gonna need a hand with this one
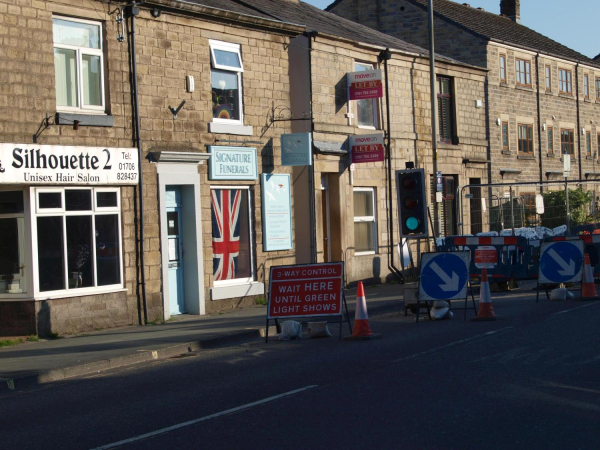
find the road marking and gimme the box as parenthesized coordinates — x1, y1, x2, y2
(90, 385, 318, 449)
(391, 327, 514, 363)
(550, 301, 600, 316)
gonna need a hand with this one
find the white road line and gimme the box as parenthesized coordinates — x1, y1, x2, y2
(550, 301, 600, 316)
(90, 385, 318, 450)
(391, 327, 514, 363)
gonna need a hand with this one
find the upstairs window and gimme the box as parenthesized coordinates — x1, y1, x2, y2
(586, 131, 591, 156)
(517, 124, 533, 155)
(584, 74, 590, 99)
(499, 54, 506, 83)
(545, 65, 551, 91)
(53, 17, 105, 113)
(354, 62, 379, 128)
(596, 78, 600, 100)
(559, 69, 572, 94)
(210, 40, 244, 125)
(547, 126, 553, 154)
(515, 59, 531, 86)
(561, 129, 574, 155)
(437, 76, 455, 144)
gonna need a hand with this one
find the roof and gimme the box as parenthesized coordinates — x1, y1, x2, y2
(229, 0, 470, 66)
(327, 0, 599, 68)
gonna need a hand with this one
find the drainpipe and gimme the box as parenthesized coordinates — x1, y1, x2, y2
(575, 63, 583, 182)
(127, 3, 149, 324)
(536, 53, 544, 191)
(382, 49, 404, 284)
(306, 30, 317, 263)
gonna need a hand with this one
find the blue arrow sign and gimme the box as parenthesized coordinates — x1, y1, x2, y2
(539, 241, 584, 284)
(419, 252, 470, 301)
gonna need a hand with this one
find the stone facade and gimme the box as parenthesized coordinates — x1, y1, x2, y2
(328, 0, 600, 200)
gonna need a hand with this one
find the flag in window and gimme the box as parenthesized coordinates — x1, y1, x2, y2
(211, 189, 242, 281)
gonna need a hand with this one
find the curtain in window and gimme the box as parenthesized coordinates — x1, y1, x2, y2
(54, 48, 78, 107)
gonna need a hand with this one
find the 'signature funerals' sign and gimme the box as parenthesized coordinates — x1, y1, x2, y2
(347, 69, 383, 100)
(208, 146, 258, 180)
(0, 144, 139, 185)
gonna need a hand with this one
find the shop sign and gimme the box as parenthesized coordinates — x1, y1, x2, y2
(350, 133, 385, 163)
(268, 262, 344, 318)
(281, 133, 312, 166)
(0, 143, 138, 185)
(347, 69, 383, 100)
(208, 146, 257, 180)
(261, 174, 293, 251)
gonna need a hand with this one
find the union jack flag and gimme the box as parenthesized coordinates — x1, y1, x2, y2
(211, 189, 242, 281)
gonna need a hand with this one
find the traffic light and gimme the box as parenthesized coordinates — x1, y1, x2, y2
(396, 169, 428, 238)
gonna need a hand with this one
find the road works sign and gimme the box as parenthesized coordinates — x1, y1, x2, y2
(539, 240, 584, 284)
(419, 252, 470, 301)
(474, 246, 498, 269)
(268, 262, 344, 319)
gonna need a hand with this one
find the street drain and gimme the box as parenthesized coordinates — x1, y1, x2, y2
(170, 353, 198, 359)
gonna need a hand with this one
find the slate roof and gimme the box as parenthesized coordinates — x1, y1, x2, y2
(228, 0, 471, 66)
(174, 0, 278, 21)
(328, 0, 599, 67)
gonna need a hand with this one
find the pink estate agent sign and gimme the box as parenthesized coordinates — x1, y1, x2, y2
(350, 133, 385, 164)
(348, 69, 383, 100)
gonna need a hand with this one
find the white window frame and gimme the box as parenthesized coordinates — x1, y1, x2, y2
(210, 186, 255, 287)
(354, 62, 379, 130)
(53, 16, 106, 114)
(353, 187, 378, 255)
(209, 40, 244, 127)
(31, 187, 123, 297)
(0, 189, 32, 299)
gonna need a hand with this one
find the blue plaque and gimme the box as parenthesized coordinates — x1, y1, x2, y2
(208, 146, 257, 180)
(281, 133, 312, 166)
(261, 174, 293, 251)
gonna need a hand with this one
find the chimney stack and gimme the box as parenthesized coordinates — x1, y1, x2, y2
(500, 0, 520, 24)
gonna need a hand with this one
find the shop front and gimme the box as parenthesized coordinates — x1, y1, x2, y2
(0, 144, 138, 336)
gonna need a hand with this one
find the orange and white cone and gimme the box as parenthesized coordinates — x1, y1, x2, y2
(581, 253, 598, 300)
(471, 268, 498, 321)
(344, 282, 381, 340)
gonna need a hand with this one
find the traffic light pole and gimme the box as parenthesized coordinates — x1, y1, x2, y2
(427, 0, 440, 238)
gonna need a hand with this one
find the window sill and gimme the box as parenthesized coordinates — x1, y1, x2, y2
(547, 153, 556, 158)
(584, 98, 592, 103)
(586, 155, 594, 160)
(32, 287, 127, 301)
(211, 281, 264, 301)
(515, 85, 533, 92)
(355, 251, 377, 256)
(560, 157, 576, 163)
(56, 112, 114, 127)
(517, 154, 535, 160)
(558, 92, 573, 99)
(209, 122, 253, 136)
(438, 142, 460, 150)
(501, 150, 512, 155)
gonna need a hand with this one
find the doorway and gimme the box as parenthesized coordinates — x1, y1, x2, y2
(166, 186, 185, 315)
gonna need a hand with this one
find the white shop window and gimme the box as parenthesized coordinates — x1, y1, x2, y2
(53, 16, 105, 113)
(354, 62, 379, 129)
(0, 191, 28, 296)
(210, 186, 255, 286)
(353, 187, 377, 255)
(33, 187, 122, 295)
(210, 40, 244, 126)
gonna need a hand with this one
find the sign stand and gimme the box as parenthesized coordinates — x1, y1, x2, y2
(416, 252, 474, 322)
(264, 292, 352, 343)
(264, 262, 350, 343)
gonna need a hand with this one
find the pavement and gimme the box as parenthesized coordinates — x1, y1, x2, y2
(0, 283, 406, 391)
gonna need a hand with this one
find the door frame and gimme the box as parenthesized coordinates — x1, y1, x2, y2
(320, 176, 331, 262)
(157, 157, 208, 319)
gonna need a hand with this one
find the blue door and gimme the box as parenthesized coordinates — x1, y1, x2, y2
(166, 187, 185, 315)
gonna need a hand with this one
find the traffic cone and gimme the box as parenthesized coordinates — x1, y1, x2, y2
(471, 269, 498, 321)
(343, 282, 381, 340)
(580, 253, 598, 300)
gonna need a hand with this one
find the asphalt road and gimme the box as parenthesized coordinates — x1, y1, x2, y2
(2, 294, 600, 450)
